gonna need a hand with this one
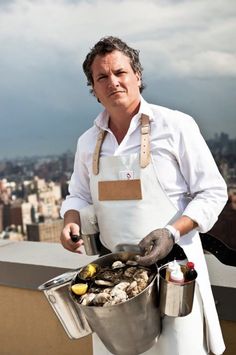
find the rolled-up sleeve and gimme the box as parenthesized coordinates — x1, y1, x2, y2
(176, 116, 228, 233)
(60, 138, 92, 218)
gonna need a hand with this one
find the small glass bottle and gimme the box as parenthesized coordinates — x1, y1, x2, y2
(184, 261, 198, 281)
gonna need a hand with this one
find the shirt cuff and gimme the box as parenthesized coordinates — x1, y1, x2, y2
(60, 197, 89, 218)
(181, 203, 218, 233)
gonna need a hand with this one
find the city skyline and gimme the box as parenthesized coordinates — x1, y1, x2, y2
(1, 0, 236, 158)
(0, 130, 235, 163)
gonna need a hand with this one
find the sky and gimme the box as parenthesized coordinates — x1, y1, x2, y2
(0, 0, 236, 158)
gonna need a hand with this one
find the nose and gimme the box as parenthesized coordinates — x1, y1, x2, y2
(108, 74, 119, 88)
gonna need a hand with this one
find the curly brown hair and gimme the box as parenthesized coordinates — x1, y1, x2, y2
(82, 36, 145, 93)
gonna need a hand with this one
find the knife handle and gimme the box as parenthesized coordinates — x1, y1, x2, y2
(70, 232, 81, 243)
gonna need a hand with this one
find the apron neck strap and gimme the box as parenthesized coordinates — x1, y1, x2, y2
(140, 114, 151, 168)
(92, 114, 151, 175)
(93, 129, 107, 175)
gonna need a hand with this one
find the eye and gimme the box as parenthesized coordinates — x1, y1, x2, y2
(116, 70, 126, 76)
(97, 75, 107, 82)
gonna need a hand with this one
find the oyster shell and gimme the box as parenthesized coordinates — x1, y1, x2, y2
(80, 293, 96, 306)
(124, 267, 137, 279)
(112, 261, 126, 269)
(133, 269, 149, 283)
(95, 279, 114, 287)
(126, 260, 138, 266)
(93, 292, 112, 305)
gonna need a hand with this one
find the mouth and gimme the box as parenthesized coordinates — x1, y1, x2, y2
(108, 90, 125, 97)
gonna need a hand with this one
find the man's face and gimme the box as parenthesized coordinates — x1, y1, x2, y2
(91, 50, 141, 112)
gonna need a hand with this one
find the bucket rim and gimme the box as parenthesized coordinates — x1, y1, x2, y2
(38, 270, 78, 291)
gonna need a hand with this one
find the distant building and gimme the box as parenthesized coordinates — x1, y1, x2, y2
(21, 202, 33, 233)
(26, 219, 63, 243)
(0, 205, 3, 232)
(2, 201, 32, 234)
(34, 178, 61, 220)
(0, 179, 12, 204)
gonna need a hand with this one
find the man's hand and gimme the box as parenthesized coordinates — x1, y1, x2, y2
(136, 228, 174, 266)
(60, 222, 83, 253)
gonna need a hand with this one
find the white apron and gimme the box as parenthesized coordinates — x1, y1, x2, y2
(84, 115, 225, 355)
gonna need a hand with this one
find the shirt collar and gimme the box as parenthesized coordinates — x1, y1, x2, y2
(138, 96, 154, 122)
(94, 96, 154, 130)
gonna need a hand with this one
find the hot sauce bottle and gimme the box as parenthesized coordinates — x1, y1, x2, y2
(184, 261, 198, 281)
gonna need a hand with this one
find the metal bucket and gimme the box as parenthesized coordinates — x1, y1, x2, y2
(70, 252, 161, 355)
(38, 270, 92, 339)
(159, 263, 196, 317)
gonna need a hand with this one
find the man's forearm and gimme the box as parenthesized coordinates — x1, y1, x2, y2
(172, 215, 198, 236)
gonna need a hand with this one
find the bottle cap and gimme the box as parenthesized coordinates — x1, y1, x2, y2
(186, 261, 195, 269)
(168, 260, 180, 272)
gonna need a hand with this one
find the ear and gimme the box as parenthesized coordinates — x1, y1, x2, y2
(91, 87, 101, 103)
(92, 86, 98, 98)
(136, 73, 141, 87)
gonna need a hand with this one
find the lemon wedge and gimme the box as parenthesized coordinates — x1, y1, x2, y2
(79, 263, 97, 279)
(71, 283, 88, 295)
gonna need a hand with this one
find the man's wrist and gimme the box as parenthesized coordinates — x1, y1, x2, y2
(165, 225, 180, 244)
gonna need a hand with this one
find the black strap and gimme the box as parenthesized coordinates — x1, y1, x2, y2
(200, 233, 236, 267)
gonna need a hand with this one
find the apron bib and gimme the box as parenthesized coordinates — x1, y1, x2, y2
(89, 114, 180, 251)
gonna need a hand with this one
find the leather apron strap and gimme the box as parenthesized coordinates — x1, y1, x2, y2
(93, 130, 107, 175)
(92, 114, 151, 175)
(140, 114, 150, 168)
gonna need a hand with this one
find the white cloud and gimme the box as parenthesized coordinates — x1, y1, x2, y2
(173, 51, 236, 78)
(0, 0, 235, 78)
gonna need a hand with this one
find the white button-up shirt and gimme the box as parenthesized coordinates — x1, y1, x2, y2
(61, 96, 227, 233)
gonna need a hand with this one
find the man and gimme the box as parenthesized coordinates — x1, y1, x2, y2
(60, 36, 227, 355)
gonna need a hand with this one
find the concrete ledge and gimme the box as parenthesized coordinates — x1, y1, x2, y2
(205, 253, 236, 288)
(0, 240, 98, 289)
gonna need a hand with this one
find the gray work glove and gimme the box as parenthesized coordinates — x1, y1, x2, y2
(136, 228, 174, 266)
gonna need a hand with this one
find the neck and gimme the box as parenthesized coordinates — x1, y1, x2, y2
(108, 101, 141, 144)
(109, 119, 130, 144)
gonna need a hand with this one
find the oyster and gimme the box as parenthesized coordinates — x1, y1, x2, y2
(93, 292, 112, 306)
(133, 269, 149, 283)
(96, 267, 123, 284)
(126, 281, 140, 298)
(112, 282, 130, 291)
(124, 267, 137, 279)
(112, 261, 126, 269)
(110, 288, 128, 303)
(80, 293, 96, 306)
(126, 260, 138, 266)
(95, 279, 114, 287)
